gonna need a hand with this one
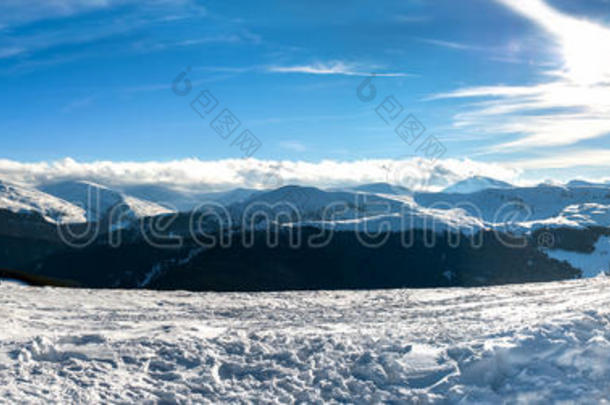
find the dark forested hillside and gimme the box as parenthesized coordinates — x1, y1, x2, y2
(14, 227, 581, 291)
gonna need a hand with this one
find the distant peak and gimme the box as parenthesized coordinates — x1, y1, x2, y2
(566, 179, 608, 188)
(443, 176, 513, 194)
(350, 183, 411, 195)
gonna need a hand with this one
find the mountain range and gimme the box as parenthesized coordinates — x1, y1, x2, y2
(1, 176, 609, 290)
(3, 175, 610, 228)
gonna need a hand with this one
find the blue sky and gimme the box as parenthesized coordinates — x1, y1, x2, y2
(1, 0, 610, 187)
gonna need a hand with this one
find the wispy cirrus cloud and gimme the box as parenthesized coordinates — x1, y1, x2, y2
(60, 95, 95, 113)
(0, 47, 25, 59)
(0, 0, 208, 68)
(135, 30, 262, 54)
(0, 0, 204, 28)
(432, 0, 610, 154)
(267, 61, 413, 77)
(418, 38, 484, 51)
(0, 0, 117, 27)
(279, 141, 308, 152)
(175, 32, 261, 47)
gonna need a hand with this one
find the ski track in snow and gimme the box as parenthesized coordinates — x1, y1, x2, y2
(1, 278, 610, 403)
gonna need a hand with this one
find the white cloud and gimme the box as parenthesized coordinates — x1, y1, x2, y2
(495, 0, 610, 85)
(267, 61, 412, 77)
(433, 0, 610, 153)
(0, 157, 520, 192)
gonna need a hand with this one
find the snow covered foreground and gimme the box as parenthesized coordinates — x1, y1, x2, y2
(1, 279, 610, 404)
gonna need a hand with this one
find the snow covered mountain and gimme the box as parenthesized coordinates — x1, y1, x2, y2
(40, 181, 173, 223)
(158, 181, 610, 236)
(225, 185, 427, 235)
(442, 176, 513, 194)
(238, 185, 403, 214)
(416, 184, 610, 231)
(0, 179, 86, 224)
(3, 176, 610, 235)
(218, 182, 610, 234)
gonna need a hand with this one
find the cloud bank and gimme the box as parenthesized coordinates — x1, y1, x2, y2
(0, 157, 520, 193)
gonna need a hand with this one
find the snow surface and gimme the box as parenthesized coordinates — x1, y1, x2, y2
(543, 236, 610, 278)
(1, 277, 610, 403)
(40, 180, 173, 222)
(0, 179, 86, 223)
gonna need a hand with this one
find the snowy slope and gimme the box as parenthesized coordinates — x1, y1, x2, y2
(416, 185, 610, 225)
(40, 181, 173, 222)
(1, 277, 609, 403)
(232, 185, 410, 227)
(118, 184, 199, 211)
(0, 179, 86, 223)
(528, 203, 610, 229)
(299, 200, 486, 235)
(443, 176, 513, 194)
(543, 236, 610, 277)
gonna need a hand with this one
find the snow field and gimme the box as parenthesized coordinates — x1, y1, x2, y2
(0, 277, 609, 403)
